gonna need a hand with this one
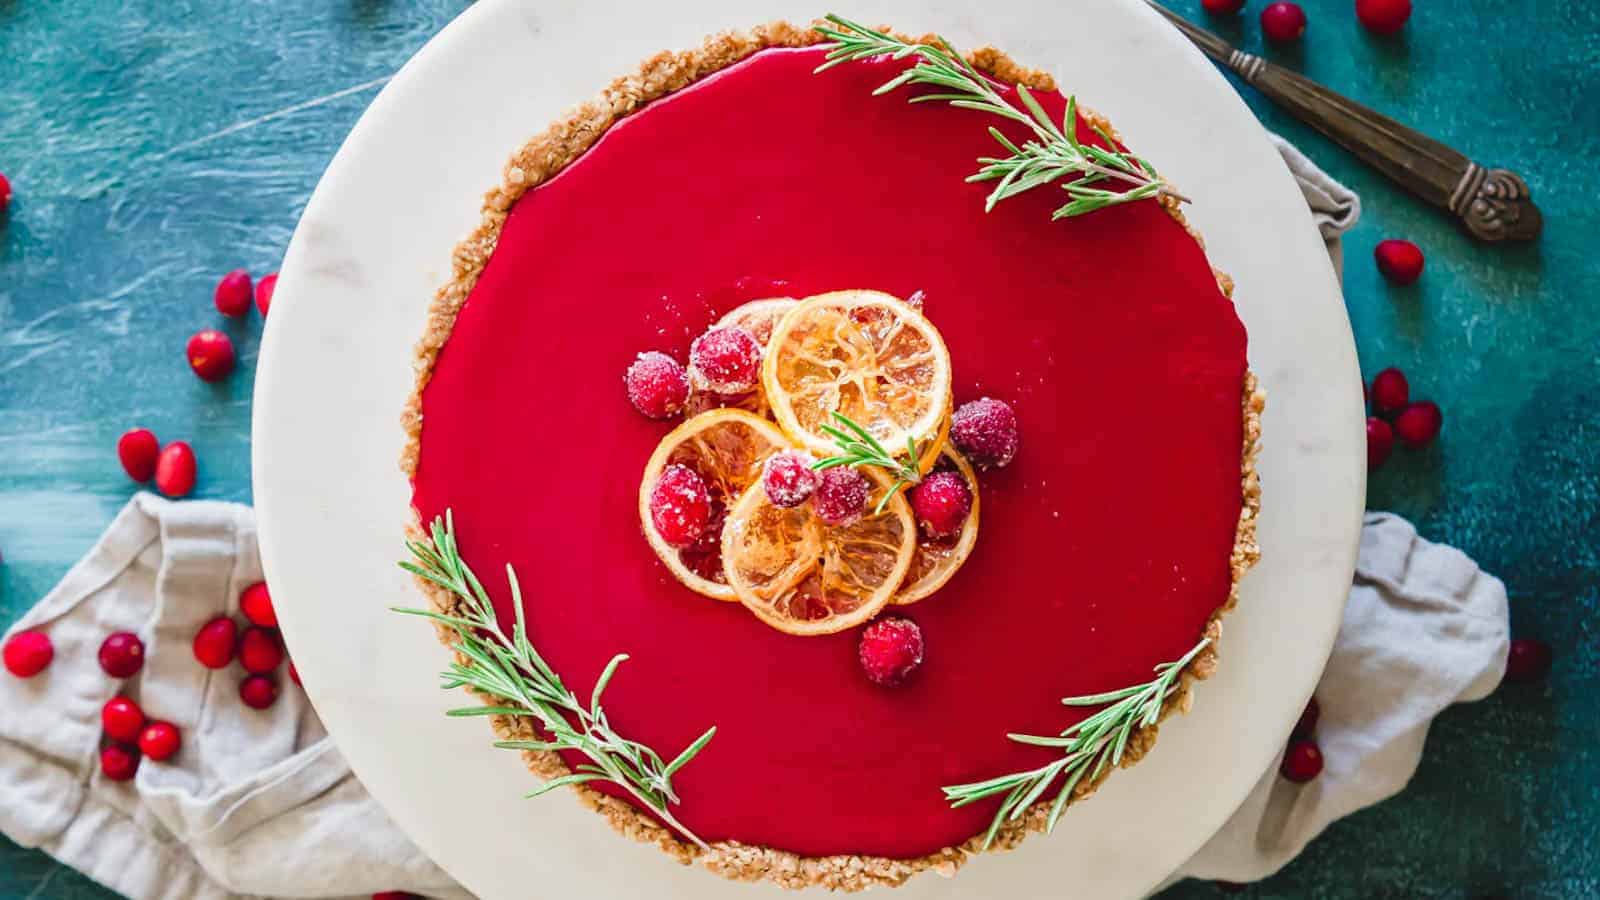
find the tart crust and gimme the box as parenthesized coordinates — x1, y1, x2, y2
(400, 20, 1263, 892)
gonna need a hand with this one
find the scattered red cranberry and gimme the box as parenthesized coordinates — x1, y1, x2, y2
(1260, 1, 1307, 41)
(117, 428, 160, 482)
(1367, 417, 1394, 470)
(624, 351, 690, 419)
(101, 697, 146, 742)
(186, 329, 236, 382)
(1201, 0, 1246, 14)
(255, 272, 278, 318)
(1356, 0, 1411, 35)
(214, 269, 253, 317)
(1374, 239, 1424, 284)
(649, 464, 712, 548)
(688, 326, 762, 394)
(3, 631, 54, 678)
(909, 471, 972, 538)
(99, 632, 146, 678)
(1503, 638, 1552, 684)
(239, 627, 285, 674)
(951, 397, 1019, 469)
(813, 467, 870, 527)
(859, 616, 925, 687)
(240, 581, 277, 627)
(138, 721, 181, 761)
(289, 661, 302, 686)
(1292, 696, 1320, 739)
(762, 451, 820, 508)
(1369, 367, 1410, 416)
(240, 675, 279, 709)
(0, 172, 10, 215)
(101, 744, 140, 782)
(155, 441, 198, 497)
(1393, 401, 1443, 448)
(192, 616, 238, 669)
(1281, 739, 1324, 782)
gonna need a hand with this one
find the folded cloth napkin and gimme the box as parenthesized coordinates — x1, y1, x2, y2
(0, 139, 1507, 900)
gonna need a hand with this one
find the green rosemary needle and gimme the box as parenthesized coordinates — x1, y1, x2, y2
(811, 411, 923, 513)
(396, 512, 716, 849)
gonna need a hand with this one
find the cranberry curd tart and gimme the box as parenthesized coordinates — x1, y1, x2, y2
(398, 17, 1262, 891)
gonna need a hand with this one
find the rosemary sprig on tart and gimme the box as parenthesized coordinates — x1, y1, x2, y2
(814, 14, 1187, 219)
(943, 638, 1211, 848)
(812, 411, 923, 513)
(397, 512, 717, 848)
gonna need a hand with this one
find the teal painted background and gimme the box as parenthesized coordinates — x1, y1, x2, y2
(0, 1, 1594, 897)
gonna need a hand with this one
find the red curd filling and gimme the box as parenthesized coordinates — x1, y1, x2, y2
(411, 45, 1247, 858)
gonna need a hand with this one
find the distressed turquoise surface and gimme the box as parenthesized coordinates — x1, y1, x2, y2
(0, 1, 1594, 897)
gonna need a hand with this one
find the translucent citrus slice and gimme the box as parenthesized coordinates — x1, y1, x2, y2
(639, 409, 792, 601)
(916, 412, 951, 475)
(763, 290, 952, 462)
(683, 298, 799, 418)
(721, 468, 916, 636)
(895, 447, 981, 605)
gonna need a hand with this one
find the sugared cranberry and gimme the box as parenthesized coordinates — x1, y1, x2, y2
(951, 398, 1019, 469)
(813, 467, 870, 527)
(192, 616, 237, 669)
(858, 616, 925, 687)
(0, 172, 11, 215)
(101, 697, 146, 742)
(1292, 696, 1320, 739)
(1374, 239, 1424, 284)
(214, 269, 253, 317)
(99, 632, 145, 678)
(240, 675, 279, 709)
(138, 721, 181, 761)
(1281, 739, 1324, 782)
(289, 661, 302, 686)
(1201, 0, 1245, 14)
(255, 272, 277, 318)
(239, 627, 285, 674)
(3, 631, 54, 678)
(187, 329, 236, 382)
(1393, 401, 1442, 448)
(101, 744, 139, 782)
(624, 351, 689, 419)
(1503, 638, 1552, 684)
(762, 451, 820, 508)
(117, 428, 160, 482)
(1260, 2, 1307, 41)
(240, 581, 277, 627)
(649, 465, 711, 548)
(909, 471, 972, 538)
(1367, 417, 1394, 470)
(1369, 367, 1410, 415)
(155, 441, 197, 497)
(1356, 0, 1411, 35)
(688, 326, 762, 394)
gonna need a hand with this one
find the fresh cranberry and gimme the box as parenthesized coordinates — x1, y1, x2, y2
(858, 616, 925, 687)
(1369, 367, 1410, 415)
(117, 428, 160, 482)
(186, 329, 236, 382)
(99, 632, 145, 678)
(1201, 0, 1246, 13)
(1374, 239, 1424, 284)
(649, 465, 711, 548)
(100, 744, 139, 782)
(101, 697, 146, 742)
(289, 661, 302, 687)
(255, 272, 278, 318)
(688, 326, 762, 394)
(1393, 401, 1442, 448)
(909, 471, 972, 538)
(624, 351, 689, 419)
(1503, 638, 1552, 684)
(1356, 0, 1411, 35)
(138, 721, 181, 761)
(1281, 739, 1324, 782)
(1260, 2, 1307, 41)
(813, 467, 870, 527)
(240, 581, 277, 627)
(214, 269, 253, 317)
(1292, 696, 1320, 739)
(239, 627, 285, 674)
(239, 675, 279, 709)
(762, 451, 820, 508)
(1367, 417, 1394, 470)
(950, 397, 1019, 468)
(371, 893, 422, 900)
(155, 441, 198, 497)
(0, 172, 11, 215)
(192, 616, 237, 669)
(3, 631, 54, 678)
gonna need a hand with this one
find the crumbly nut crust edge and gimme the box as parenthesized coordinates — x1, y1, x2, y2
(399, 20, 1263, 892)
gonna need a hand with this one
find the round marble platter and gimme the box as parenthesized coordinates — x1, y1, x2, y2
(252, 0, 1365, 896)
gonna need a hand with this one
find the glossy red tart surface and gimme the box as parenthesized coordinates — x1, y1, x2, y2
(411, 46, 1248, 858)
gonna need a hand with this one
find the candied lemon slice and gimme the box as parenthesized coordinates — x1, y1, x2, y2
(895, 447, 981, 605)
(721, 468, 916, 636)
(639, 409, 792, 601)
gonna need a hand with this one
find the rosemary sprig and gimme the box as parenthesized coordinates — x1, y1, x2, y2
(395, 512, 716, 849)
(814, 14, 1187, 219)
(942, 638, 1211, 849)
(811, 411, 922, 513)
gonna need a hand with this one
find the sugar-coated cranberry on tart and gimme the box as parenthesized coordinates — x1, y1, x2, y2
(400, 16, 1262, 891)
